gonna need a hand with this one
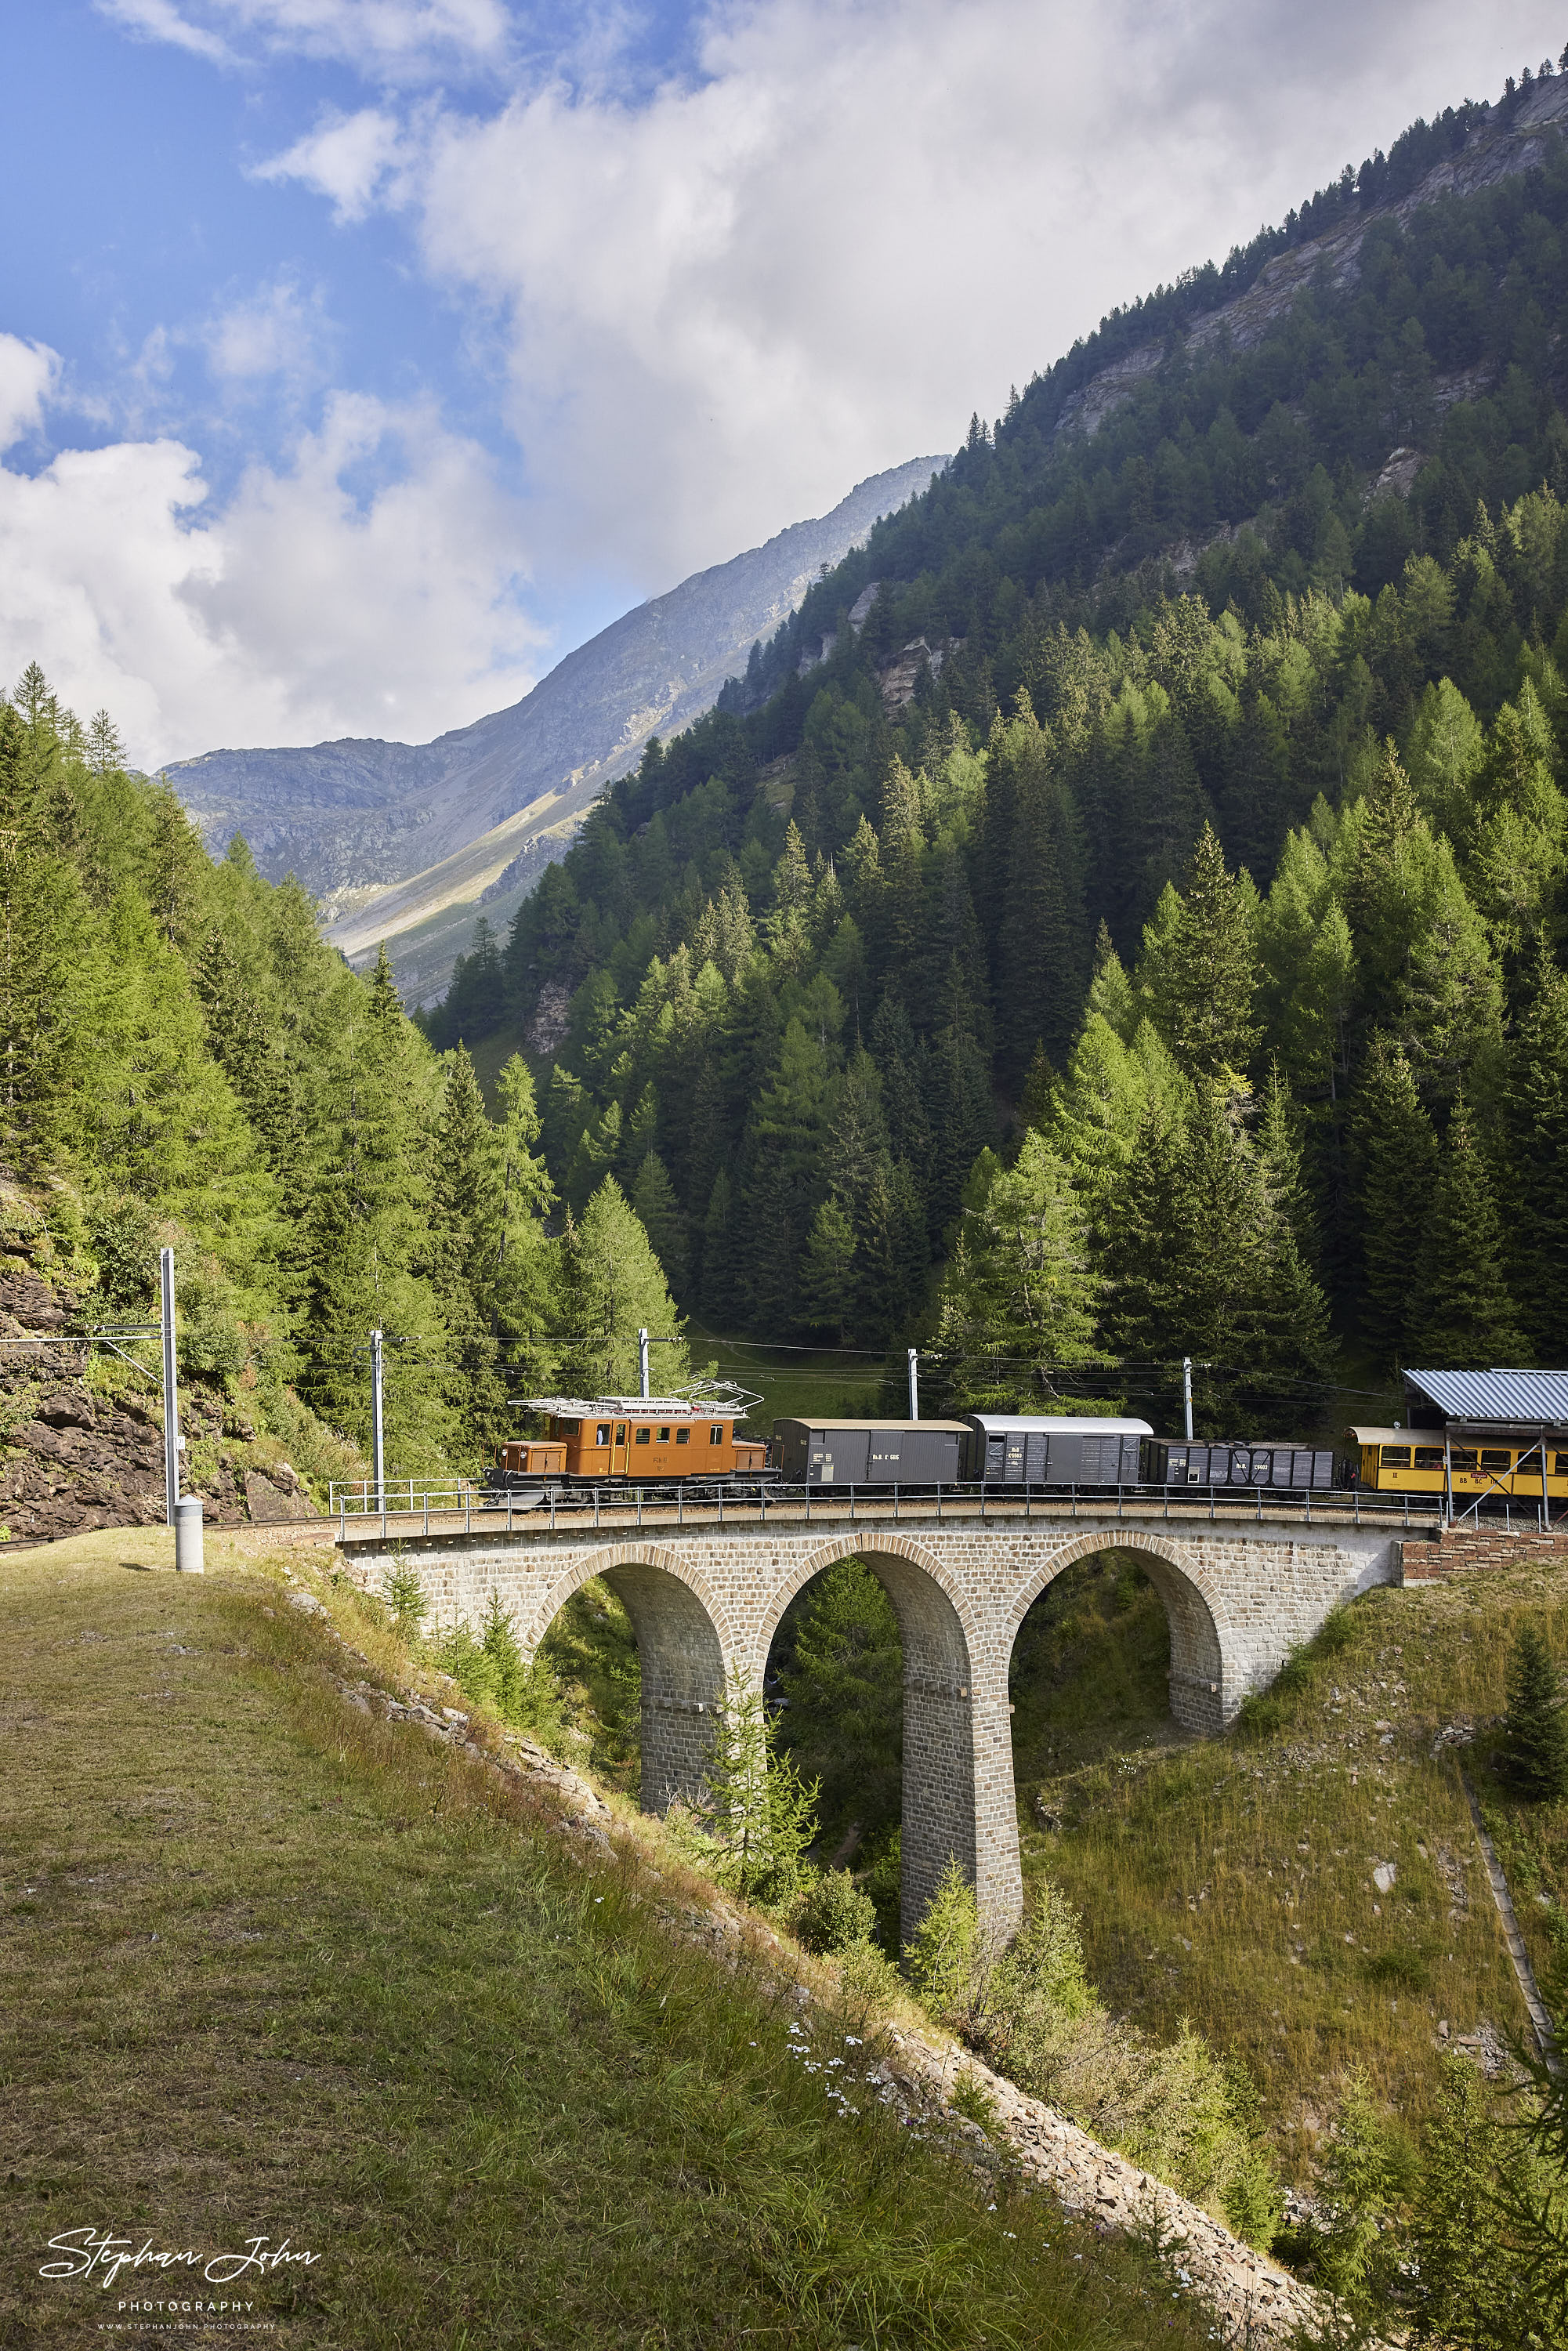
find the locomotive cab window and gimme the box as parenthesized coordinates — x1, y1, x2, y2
(596, 1423, 611, 1446)
(709, 1424, 725, 1446)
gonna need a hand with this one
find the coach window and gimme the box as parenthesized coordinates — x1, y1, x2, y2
(596, 1423, 612, 1446)
(1380, 1446, 1411, 1469)
(1556, 1453, 1568, 1476)
(709, 1423, 725, 1447)
(675, 1427, 690, 1445)
(1480, 1449, 1512, 1473)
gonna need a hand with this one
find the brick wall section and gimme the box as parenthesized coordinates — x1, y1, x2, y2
(338, 1504, 1400, 1935)
(1396, 1524, 1568, 1581)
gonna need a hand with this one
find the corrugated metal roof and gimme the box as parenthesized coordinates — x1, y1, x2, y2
(967, 1414, 1153, 1436)
(1403, 1368, 1568, 1424)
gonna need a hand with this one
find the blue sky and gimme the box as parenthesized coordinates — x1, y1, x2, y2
(0, 0, 1559, 766)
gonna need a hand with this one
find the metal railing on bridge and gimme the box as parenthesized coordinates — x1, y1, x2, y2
(327, 1477, 1452, 1541)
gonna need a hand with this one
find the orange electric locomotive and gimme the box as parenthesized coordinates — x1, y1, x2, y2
(492, 1390, 770, 1493)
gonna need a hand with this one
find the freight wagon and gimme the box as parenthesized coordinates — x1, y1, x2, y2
(960, 1414, 1150, 1486)
(1146, 1438, 1336, 1490)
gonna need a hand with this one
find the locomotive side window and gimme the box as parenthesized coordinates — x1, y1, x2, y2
(657, 1426, 671, 1442)
(676, 1427, 690, 1444)
(636, 1426, 650, 1445)
(709, 1424, 724, 1446)
(1380, 1446, 1411, 1469)
(596, 1423, 611, 1446)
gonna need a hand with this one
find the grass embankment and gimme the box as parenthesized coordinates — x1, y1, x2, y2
(1, 1531, 1217, 2351)
(1011, 1550, 1568, 2183)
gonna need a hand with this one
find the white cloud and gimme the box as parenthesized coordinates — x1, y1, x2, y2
(398, 0, 1566, 592)
(100, 0, 509, 77)
(252, 107, 410, 221)
(205, 276, 331, 382)
(0, 336, 60, 452)
(0, 392, 545, 766)
(97, 0, 233, 64)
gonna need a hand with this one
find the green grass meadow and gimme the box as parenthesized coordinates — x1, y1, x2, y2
(0, 1529, 1215, 2351)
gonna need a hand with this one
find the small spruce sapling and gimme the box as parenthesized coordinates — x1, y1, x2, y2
(678, 1677, 820, 1907)
(904, 1859, 981, 2021)
(1502, 1625, 1568, 1801)
(383, 1556, 427, 1638)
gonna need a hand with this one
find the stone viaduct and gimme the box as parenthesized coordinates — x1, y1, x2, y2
(336, 1494, 1409, 1939)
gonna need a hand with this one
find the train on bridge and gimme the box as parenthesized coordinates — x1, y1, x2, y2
(487, 1367, 1568, 1516)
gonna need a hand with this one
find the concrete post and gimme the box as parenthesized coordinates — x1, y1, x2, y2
(174, 1494, 205, 1575)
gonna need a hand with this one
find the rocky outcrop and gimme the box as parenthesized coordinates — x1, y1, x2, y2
(1055, 77, 1568, 451)
(0, 1211, 317, 1544)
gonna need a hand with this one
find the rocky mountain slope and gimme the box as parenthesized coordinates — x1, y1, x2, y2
(0, 1206, 317, 1542)
(165, 455, 944, 1000)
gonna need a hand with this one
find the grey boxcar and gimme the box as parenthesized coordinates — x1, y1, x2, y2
(961, 1414, 1151, 1486)
(773, 1418, 969, 1487)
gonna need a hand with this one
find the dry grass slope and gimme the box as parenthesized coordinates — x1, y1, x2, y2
(1012, 1550, 1568, 2183)
(1, 1528, 1219, 2351)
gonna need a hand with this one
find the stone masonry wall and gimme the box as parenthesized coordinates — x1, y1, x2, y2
(1396, 1524, 1568, 1581)
(339, 1505, 1401, 1933)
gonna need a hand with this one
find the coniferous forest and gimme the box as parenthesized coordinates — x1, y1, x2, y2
(17, 86, 1568, 1479)
(0, 668, 689, 1489)
(418, 94, 1568, 1436)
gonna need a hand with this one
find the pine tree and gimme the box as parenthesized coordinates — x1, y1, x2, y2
(630, 1151, 688, 1296)
(1353, 1033, 1439, 1366)
(1408, 1099, 1526, 1367)
(931, 1130, 1101, 1407)
(1507, 949, 1568, 1358)
(1503, 1626, 1568, 1802)
(558, 1175, 689, 1396)
(1408, 2049, 1542, 2350)
(491, 1053, 558, 1389)
(431, 1045, 509, 1462)
(798, 1197, 856, 1339)
(681, 1677, 819, 1907)
(1144, 821, 1260, 1080)
(699, 1168, 742, 1325)
(1309, 2068, 1400, 2325)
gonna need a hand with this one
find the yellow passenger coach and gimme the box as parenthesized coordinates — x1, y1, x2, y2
(1347, 1367, 1568, 1512)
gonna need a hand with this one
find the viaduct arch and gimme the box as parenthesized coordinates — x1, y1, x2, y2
(339, 1503, 1400, 1937)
